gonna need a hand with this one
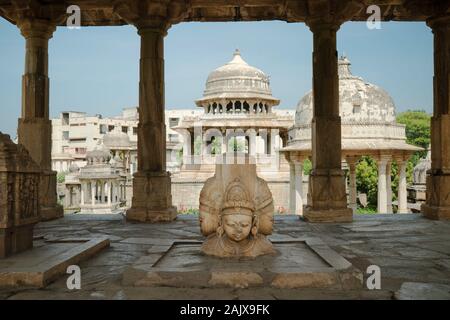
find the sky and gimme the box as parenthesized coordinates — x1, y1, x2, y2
(0, 18, 433, 138)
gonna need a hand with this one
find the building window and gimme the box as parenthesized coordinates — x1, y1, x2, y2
(122, 126, 128, 133)
(62, 131, 69, 140)
(62, 113, 69, 125)
(169, 134, 179, 143)
(133, 127, 138, 135)
(70, 138, 86, 142)
(169, 118, 179, 127)
(99, 124, 107, 134)
(353, 104, 361, 114)
(108, 125, 115, 132)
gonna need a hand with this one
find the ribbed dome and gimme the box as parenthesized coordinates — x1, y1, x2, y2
(103, 132, 131, 148)
(295, 56, 396, 125)
(86, 143, 111, 165)
(197, 49, 277, 103)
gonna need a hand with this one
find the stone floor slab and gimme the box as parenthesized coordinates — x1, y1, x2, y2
(0, 237, 110, 288)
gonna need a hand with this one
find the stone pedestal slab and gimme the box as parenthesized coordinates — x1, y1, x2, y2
(122, 238, 362, 289)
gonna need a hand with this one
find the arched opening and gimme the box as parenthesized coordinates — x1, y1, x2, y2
(226, 101, 233, 113)
(243, 101, 250, 113)
(235, 101, 242, 113)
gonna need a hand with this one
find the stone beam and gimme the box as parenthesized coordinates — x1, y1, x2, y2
(1, 0, 447, 26)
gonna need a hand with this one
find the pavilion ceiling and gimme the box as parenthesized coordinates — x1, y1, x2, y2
(0, 0, 449, 27)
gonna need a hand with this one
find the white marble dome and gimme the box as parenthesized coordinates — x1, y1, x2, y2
(198, 49, 277, 102)
(295, 56, 396, 125)
(103, 132, 131, 149)
(86, 144, 111, 165)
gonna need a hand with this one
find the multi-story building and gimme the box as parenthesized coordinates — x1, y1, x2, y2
(51, 107, 203, 173)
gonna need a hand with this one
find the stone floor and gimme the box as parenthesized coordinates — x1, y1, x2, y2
(1, 213, 450, 300)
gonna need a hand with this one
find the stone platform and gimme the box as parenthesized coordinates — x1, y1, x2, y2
(123, 238, 362, 289)
(0, 237, 110, 287)
(0, 213, 449, 299)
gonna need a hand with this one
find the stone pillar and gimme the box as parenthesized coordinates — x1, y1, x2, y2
(386, 161, 393, 213)
(17, 19, 63, 221)
(377, 155, 390, 214)
(202, 132, 208, 156)
(127, 26, 177, 222)
(80, 182, 85, 206)
(346, 156, 358, 213)
(221, 130, 227, 154)
(182, 130, 191, 165)
(396, 157, 408, 214)
(270, 130, 277, 156)
(107, 181, 111, 206)
(289, 163, 296, 214)
(422, 15, 450, 220)
(91, 181, 96, 207)
(304, 21, 352, 223)
(294, 161, 304, 216)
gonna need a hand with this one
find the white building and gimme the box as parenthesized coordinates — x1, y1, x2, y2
(51, 107, 203, 173)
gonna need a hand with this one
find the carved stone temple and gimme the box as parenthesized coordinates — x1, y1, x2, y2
(199, 154, 275, 258)
(0, 133, 41, 258)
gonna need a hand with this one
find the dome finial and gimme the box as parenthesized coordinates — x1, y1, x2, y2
(229, 48, 247, 65)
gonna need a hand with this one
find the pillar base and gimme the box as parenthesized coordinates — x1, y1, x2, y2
(303, 207, 353, 223)
(40, 205, 64, 221)
(127, 206, 178, 223)
(305, 169, 353, 222)
(126, 171, 177, 223)
(421, 172, 450, 220)
(0, 224, 35, 258)
(39, 170, 63, 221)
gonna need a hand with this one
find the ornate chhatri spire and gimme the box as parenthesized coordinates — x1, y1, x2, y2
(338, 55, 352, 78)
(228, 48, 248, 65)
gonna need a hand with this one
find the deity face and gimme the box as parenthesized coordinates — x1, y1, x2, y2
(222, 214, 253, 242)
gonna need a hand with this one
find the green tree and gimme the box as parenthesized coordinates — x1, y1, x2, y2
(303, 158, 312, 176)
(228, 137, 245, 152)
(57, 172, 66, 183)
(397, 110, 431, 160)
(396, 109, 431, 184)
(356, 156, 378, 208)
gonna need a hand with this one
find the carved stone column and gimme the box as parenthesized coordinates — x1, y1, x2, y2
(126, 25, 177, 222)
(304, 21, 352, 223)
(422, 15, 450, 220)
(346, 156, 359, 213)
(289, 162, 296, 214)
(16, 18, 63, 221)
(80, 182, 85, 206)
(221, 129, 227, 154)
(294, 160, 304, 216)
(91, 181, 96, 207)
(376, 155, 390, 213)
(395, 156, 408, 214)
(386, 161, 393, 213)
